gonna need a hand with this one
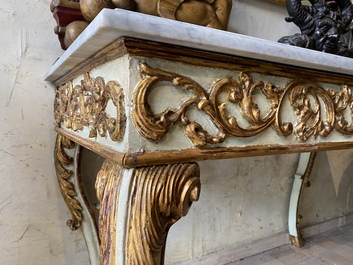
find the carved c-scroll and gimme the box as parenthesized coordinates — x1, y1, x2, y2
(54, 134, 83, 231)
(275, 80, 335, 141)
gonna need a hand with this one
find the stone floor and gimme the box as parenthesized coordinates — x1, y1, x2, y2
(227, 222, 353, 265)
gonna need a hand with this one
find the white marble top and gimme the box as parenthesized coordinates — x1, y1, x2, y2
(46, 8, 353, 82)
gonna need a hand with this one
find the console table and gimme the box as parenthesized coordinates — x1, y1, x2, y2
(46, 8, 353, 265)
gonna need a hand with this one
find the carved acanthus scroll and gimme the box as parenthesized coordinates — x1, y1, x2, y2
(95, 162, 201, 265)
(54, 134, 83, 230)
(55, 73, 126, 141)
(126, 163, 200, 265)
(132, 63, 353, 147)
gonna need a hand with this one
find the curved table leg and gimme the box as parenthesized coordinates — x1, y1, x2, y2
(54, 134, 100, 264)
(95, 161, 201, 265)
(288, 152, 316, 247)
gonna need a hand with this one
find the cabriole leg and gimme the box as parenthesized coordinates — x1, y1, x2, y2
(288, 152, 316, 247)
(95, 161, 201, 265)
(54, 134, 100, 264)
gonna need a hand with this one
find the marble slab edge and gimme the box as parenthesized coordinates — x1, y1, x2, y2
(45, 8, 353, 82)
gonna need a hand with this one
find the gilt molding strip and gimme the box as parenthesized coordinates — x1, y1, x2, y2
(132, 63, 353, 147)
(55, 73, 126, 141)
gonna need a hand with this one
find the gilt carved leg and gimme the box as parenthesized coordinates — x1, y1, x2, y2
(288, 152, 316, 247)
(54, 134, 100, 264)
(96, 161, 201, 265)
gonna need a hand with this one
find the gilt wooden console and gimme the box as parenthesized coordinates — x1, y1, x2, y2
(47, 9, 353, 265)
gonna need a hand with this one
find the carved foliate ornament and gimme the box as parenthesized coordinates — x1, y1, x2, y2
(126, 163, 200, 264)
(54, 134, 83, 231)
(95, 162, 200, 265)
(55, 73, 126, 141)
(132, 63, 353, 147)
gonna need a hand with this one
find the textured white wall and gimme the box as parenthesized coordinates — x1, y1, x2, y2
(0, 1, 90, 264)
(1, 0, 352, 265)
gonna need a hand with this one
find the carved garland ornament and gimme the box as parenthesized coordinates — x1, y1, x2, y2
(54, 134, 83, 231)
(55, 73, 126, 141)
(132, 63, 353, 147)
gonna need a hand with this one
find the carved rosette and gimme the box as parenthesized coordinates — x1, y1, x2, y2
(132, 63, 353, 147)
(54, 73, 126, 141)
(54, 134, 83, 231)
(126, 163, 200, 265)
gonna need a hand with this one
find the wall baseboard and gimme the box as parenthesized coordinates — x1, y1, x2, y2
(173, 213, 353, 265)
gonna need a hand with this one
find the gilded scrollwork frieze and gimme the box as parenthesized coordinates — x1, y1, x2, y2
(54, 73, 126, 141)
(132, 63, 353, 147)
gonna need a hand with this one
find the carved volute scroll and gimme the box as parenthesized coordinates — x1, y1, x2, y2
(126, 163, 201, 265)
(95, 162, 201, 265)
(54, 134, 83, 231)
(132, 63, 353, 147)
(54, 73, 126, 141)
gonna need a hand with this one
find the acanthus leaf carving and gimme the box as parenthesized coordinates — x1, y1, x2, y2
(330, 85, 353, 134)
(132, 63, 226, 147)
(95, 162, 200, 265)
(54, 134, 83, 231)
(275, 80, 335, 141)
(132, 63, 353, 147)
(126, 163, 201, 265)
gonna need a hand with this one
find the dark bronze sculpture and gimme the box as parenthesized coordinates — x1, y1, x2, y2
(278, 0, 353, 57)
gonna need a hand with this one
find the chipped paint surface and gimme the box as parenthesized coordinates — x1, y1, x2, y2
(1, 0, 352, 264)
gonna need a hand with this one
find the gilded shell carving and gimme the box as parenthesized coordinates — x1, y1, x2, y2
(132, 63, 353, 147)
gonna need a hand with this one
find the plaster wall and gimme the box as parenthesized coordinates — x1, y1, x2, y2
(1, 0, 352, 265)
(0, 1, 90, 264)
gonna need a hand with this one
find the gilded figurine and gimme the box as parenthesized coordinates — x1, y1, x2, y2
(278, 0, 353, 57)
(82, 0, 233, 30)
(52, 0, 232, 50)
